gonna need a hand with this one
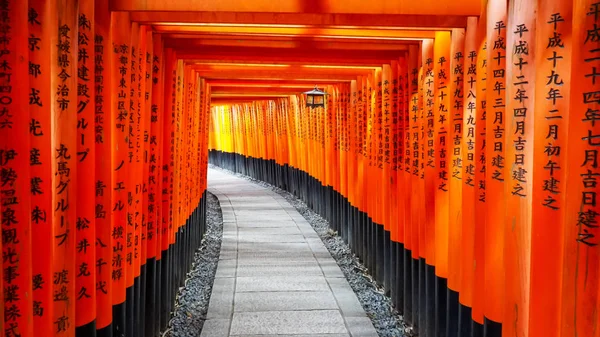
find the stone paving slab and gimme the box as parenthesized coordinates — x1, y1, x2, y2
(236, 264, 324, 277)
(236, 220, 299, 228)
(205, 168, 378, 337)
(230, 310, 348, 335)
(234, 291, 339, 312)
(236, 275, 331, 292)
(232, 335, 349, 337)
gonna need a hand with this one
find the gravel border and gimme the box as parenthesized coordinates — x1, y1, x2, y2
(164, 192, 223, 337)
(209, 164, 415, 337)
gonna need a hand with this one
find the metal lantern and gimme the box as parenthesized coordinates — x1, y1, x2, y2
(304, 86, 327, 108)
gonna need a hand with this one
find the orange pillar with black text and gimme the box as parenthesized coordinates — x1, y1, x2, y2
(1, 3, 32, 337)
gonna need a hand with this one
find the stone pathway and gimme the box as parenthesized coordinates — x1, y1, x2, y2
(202, 168, 379, 337)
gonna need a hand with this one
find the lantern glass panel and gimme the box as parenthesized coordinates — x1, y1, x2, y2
(307, 95, 314, 105)
(314, 95, 324, 105)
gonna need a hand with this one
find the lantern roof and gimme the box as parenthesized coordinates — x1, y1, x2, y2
(303, 86, 327, 95)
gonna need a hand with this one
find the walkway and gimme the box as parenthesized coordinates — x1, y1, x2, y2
(202, 168, 378, 337)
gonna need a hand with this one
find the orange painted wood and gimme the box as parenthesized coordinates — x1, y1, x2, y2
(129, 11, 469, 29)
(356, 76, 367, 216)
(415, 44, 425, 260)
(28, 0, 54, 334)
(366, 71, 376, 226)
(148, 32, 162, 263)
(173, 59, 185, 241)
(406, 45, 420, 257)
(164, 34, 413, 51)
(340, 84, 349, 201)
(94, 0, 113, 329)
(459, 16, 478, 311)
(503, 0, 537, 334)
(161, 48, 175, 253)
(389, 60, 400, 243)
(448, 27, 465, 292)
(76, 0, 97, 327)
(382, 64, 392, 233)
(1, 2, 32, 337)
(528, 1, 572, 336)
(150, 37, 164, 261)
(348, 79, 358, 209)
(561, 1, 600, 336)
(127, 22, 140, 284)
(422, 39, 435, 265)
(110, 11, 132, 306)
(152, 25, 437, 40)
(484, 0, 507, 325)
(472, 10, 488, 324)
(53, 1, 79, 336)
(141, 28, 153, 267)
(433, 31, 451, 278)
(110, 0, 482, 16)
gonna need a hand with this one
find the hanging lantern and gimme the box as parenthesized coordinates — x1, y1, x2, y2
(304, 86, 327, 108)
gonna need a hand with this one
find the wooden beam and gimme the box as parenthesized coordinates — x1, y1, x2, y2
(130, 11, 469, 28)
(198, 71, 358, 81)
(162, 35, 412, 51)
(207, 79, 341, 87)
(191, 63, 378, 72)
(211, 87, 315, 95)
(210, 96, 290, 104)
(207, 79, 343, 87)
(112, 0, 481, 17)
(191, 64, 376, 82)
(174, 46, 405, 66)
(152, 25, 437, 39)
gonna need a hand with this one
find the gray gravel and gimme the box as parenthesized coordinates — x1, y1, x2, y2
(164, 192, 223, 337)
(209, 164, 415, 337)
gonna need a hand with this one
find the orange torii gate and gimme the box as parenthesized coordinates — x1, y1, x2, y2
(0, 0, 599, 337)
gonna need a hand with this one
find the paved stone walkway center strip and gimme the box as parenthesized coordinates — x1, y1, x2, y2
(202, 168, 378, 337)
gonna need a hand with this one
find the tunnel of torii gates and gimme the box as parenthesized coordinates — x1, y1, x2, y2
(0, 0, 598, 337)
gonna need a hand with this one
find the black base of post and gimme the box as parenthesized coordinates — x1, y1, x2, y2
(394, 242, 405, 313)
(484, 317, 502, 337)
(112, 302, 126, 337)
(388, 238, 396, 301)
(126, 285, 135, 337)
(76, 320, 97, 337)
(458, 303, 473, 337)
(97, 323, 112, 337)
(425, 264, 436, 337)
(419, 258, 426, 332)
(145, 258, 157, 337)
(473, 320, 484, 337)
(446, 288, 459, 337)
(403, 250, 413, 325)
(435, 276, 448, 337)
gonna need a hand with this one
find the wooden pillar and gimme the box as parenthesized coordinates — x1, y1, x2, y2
(484, 0, 507, 331)
(472, 10, 488, 330)
(459, 16, 480, 336)
(28, 0, 52, 335)
(110, 11, 131, 335)
(0, 2, 32, 337)
(562, 1, 600, 336)
(433, 30, 452, 337)
(405, 45, 419, 325)
(53, 1, 79, 336)
(447, 27, 466, 337)
(529, 1, 572, 336)
(503, 0, 537, 335)
(93, 0, 113, 335)
(76, 0, 97, 334)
